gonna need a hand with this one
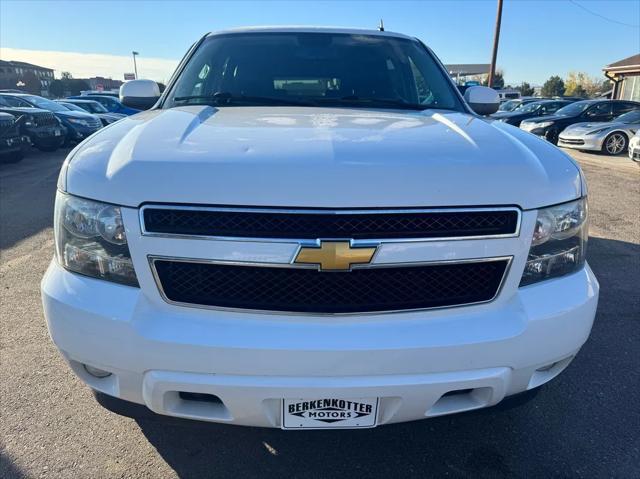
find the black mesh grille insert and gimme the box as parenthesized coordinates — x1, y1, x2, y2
(153, 259, 509, 314)
(143, 208, 519, 240)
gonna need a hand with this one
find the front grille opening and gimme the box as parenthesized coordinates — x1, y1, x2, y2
(143, 207, 519, 240)
(153, 258, 509, 314)
(426, 387, 493, 417)
(178, 392, 224, 404)
(442, 388, 474, 397)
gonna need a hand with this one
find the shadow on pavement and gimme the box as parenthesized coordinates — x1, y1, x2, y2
(0, 450, 26, 479)
(0, 147, 68, 250)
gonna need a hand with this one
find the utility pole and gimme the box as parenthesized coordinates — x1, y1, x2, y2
(132, 51, 139, 79)
(487, 0, 503, 88)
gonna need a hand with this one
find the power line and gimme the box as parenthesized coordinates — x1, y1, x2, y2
(568, 0, 639, 28)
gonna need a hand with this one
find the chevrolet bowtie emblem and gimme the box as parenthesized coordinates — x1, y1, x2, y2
(294, 241, 377, 271)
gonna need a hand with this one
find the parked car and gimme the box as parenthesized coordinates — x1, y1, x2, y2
(0, 93, 102, 145)
(520, 99, 640, 144)
(497, 97, 546, 112)
(42, 27, 598, 430)
(628, 131, 640, 162)
(0, 97, 66, 151)
(79, 91, 120, 98)
(492, 100, 573, 127)
(0, 112, 30, 162)
(68, 95, 140, 115)
(55, 99, 125, 126)
(558, 110, 640, 155)
(495, 89, 520, 102)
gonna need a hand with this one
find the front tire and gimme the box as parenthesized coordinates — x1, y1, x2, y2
(602, 132, 628, 156)
(0, 150, 24, 163)
(545, 129, 559, 145)
(36, 144, 59, 152)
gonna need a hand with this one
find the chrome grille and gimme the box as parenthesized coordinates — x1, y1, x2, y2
(152, 257, 511, 314)
(142, 206, 520, 240)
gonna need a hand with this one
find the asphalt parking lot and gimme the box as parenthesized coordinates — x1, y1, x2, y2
(1, 147, 638, 478)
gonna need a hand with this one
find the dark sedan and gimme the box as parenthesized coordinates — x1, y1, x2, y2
(0, 97, 66, 151)
(0, 93, 103, 145)
(0, 112, 30, 162)
(520, 100, 640, 144)
(55, 99, 125, 126)
(67, 95, 140, 116)
(492, 100, 573, 127)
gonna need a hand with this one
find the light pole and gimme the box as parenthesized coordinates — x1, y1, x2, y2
(488, 0, 503, 88)
(132, 51, 139, 79)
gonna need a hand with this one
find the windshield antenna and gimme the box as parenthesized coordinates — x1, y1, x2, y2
(378, 19, 385, 31)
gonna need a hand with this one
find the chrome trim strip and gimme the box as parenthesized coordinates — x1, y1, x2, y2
(139, 205, 522, 243)
(148, 255, 513, 316)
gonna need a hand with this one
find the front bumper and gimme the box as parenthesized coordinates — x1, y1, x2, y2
(42, 259, 599, 428)
(519, 123, 548, 137)
(558, 134, 603, 151)
(28, 126, 66, 148)
(629, 141, 640, 161)
(0, 134, 29, 154)
(65, 123, 102, 141)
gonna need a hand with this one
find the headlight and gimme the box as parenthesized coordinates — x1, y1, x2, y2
(585, 127, 610, 136)
(67, 118, 90, 126)
(520, 198, 588, 287)
(54, 192, 138, 286)
(533, 121, 554, 129)
(24, 115, 34, 127)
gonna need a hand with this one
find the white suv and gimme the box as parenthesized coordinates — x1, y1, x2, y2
(42, 27, 598, 429)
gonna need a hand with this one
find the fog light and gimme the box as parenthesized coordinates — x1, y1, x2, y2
(83, 364, 112, 378)
(536, 362, 557, 372)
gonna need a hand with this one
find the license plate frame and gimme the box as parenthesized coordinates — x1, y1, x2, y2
(281, 397, 379, 430)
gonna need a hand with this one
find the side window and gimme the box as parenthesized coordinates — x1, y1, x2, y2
(585, 103, 612, 118)
(544, 102, 562, 114)
(2, 96, 32, 108)
(612, 102, 636, 116)
(95, 97, 116, 111)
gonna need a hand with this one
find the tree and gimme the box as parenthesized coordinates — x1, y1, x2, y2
(570, 84, 588, 98)
(483, 69, 504, 89)
(48, 79, 65, 98)
(565, 71, 602, 98)
(65, 79, 90, 96)
(519, 82, 534, 96)
(541, 76, 565, 97)
(60, 71, 73, 80)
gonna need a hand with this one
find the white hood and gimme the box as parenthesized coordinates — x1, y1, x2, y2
(64, 106, 582, 209)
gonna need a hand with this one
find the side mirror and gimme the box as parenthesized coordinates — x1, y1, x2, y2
(120, 79, 160, 110)
(464, 86, 500, 116)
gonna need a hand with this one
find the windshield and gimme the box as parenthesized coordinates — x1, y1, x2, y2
(60, 102, 85, 112)
(615, 110, 640, 123)
(23, 95, 69, 112)
(166, 32, 462, 111)
(498, 100, 520, 112)
(555, 101, 593, 116)
(516, 102, 541, 113)
(76, 101, 108, 113)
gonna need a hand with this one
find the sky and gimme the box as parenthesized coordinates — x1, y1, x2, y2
(1, 0, 638, 86)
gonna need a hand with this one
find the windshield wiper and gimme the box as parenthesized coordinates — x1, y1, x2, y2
(172, 92, 316, 107)
(314, 96, 450, 111)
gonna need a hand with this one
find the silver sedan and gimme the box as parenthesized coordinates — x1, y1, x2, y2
(558, 110, 640, 155)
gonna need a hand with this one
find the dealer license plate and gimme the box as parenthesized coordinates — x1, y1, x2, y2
(282, 397, 378, 429)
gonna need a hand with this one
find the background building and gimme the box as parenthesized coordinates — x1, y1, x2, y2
(0, 60, 54, 95)
(603, 54, 640, 101)
(86, 76, 123, 92)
